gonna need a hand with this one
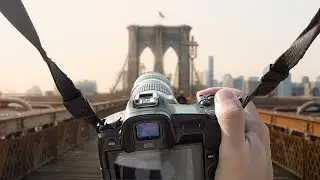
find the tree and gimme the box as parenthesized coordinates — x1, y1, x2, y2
(45, 90, 55, 96)
(26, 86, 42, 96)
(75, 80, 98, 95)
(53, 80, 98, 95)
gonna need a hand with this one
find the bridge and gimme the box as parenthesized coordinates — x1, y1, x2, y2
(1, 24, 320, 180)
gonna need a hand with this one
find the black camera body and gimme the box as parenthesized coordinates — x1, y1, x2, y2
(97, 72, 221, 180)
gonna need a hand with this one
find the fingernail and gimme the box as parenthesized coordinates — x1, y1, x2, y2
(216, 90, 235, 102)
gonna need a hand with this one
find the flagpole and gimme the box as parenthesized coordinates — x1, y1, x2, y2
(158, 11, 165, 25)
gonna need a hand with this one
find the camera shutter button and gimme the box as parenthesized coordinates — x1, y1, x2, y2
(108, 117, 121, 129)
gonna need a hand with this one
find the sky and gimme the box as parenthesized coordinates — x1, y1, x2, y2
(0, 0, 319, 93)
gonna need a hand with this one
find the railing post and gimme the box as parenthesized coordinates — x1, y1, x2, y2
(302, 136, 308, 180)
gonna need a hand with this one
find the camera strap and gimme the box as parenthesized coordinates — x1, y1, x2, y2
(0, 0, 101, 130)
(241, 9, 320, 107)
(0, 1, 320, 109)
(0, 0, 81, 102)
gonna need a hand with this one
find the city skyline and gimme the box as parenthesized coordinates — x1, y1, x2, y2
(1, 1, 320, 93)
(202, 53, 320, 97)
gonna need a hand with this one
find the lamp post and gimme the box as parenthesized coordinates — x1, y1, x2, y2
(187, 36, 198, 98)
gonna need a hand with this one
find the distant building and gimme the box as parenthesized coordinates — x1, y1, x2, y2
(207, 56, 214, 87)
(247, 77, 260, 93)
(213, 80, 219, 87)
(277, 73, 292, 97)
(222, 74, 233, 88)
(312, 86, 320, 96)
(243, 80, 249, 93)
(233, 76, 244, 90)
(200, 71, 208, 87)
(291, 83, 304, 96)
(312, 77, 320, 96)
(301, 76, 310, 84)
(304, 83, 312, 97)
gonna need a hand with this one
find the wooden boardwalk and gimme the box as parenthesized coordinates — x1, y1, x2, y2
(24, 136, 299, 180)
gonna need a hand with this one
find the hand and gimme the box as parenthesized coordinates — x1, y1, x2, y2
(197, 87, 273, 180)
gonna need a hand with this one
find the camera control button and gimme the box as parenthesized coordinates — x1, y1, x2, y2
(107, 139, 116, 148)
(200, 99, 211, 106)
(108, 118, 121, 129)
(207, 153, 216, 160)
(208, 166, 217, 178)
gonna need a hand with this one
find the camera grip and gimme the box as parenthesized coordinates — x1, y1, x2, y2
(204, 106, 221, 179)
(197, 93, 221, 179)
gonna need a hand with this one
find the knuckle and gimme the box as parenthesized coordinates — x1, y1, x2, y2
(219, 102, 244, 119)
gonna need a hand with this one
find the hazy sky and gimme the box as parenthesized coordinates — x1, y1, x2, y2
(0, 0, 319, 93)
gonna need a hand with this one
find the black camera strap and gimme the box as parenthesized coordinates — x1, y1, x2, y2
(242, 9, 320, 107)
(0, 0, 101, 129)
(0, 0, 319, 111)
(0, 0, 80, 102)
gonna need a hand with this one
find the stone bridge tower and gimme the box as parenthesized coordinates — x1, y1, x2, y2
(127, 25, 192, 95)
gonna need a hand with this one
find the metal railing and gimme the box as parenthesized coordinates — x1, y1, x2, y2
(259, 111, 320, 180)
(1, 97, 320, 180)
(0, 98, 128, 180)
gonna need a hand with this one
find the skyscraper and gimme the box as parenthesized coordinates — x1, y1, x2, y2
(200, 71, 208, 87)
(222, 74, 233, 88)
(233, 76, 244, 90)
(291, 83, 304, 96)
(301, 76, 310, 84)
(208, 56, 214, 87)
(277, 73, 292, 96)
(246, 77, 260, 93)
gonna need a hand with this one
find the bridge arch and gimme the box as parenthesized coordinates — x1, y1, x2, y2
(127, 25, 192, 95)
(163, 47, 179, 88)
(138, 46, 154, 75)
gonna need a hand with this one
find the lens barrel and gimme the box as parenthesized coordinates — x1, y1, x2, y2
(131, 72, 174, 98)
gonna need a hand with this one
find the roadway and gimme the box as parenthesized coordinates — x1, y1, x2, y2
(24, 135, 299, 180)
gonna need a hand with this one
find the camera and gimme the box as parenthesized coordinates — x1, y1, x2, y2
(97, 72, 221, 180)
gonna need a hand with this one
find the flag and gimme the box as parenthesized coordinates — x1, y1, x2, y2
(158, 11, 165, 19)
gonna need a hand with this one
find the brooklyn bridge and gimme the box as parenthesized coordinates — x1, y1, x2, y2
(1, 24, 320, 180)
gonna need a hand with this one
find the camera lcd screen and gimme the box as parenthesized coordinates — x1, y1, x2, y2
(109, 143, 204, 180)
(136, 122, 160, 141)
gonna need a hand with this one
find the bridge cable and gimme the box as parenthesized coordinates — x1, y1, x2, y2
(0, 0, 101, 130)
(110, 55, 128, 93)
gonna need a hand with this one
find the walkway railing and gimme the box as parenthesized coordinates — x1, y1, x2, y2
(0, 98, 320, 180)
(0, 99, 128, 180)
(260, 110, 320, 180)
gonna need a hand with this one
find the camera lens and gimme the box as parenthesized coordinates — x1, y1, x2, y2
(131, 72, 174, 98)
(132, 71, 171, 89)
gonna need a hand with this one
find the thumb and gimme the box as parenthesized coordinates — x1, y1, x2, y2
(214, 89, 245, 147)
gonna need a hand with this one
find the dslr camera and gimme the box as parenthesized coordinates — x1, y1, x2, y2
(97, 72, 221, 180)
(2, 2, 319, 180)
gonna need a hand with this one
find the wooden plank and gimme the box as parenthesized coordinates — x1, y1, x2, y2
(24, 137, 298, 180)
(24, 136, 101, 180)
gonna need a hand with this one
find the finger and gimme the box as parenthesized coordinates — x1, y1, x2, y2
(196, 87, 223, 96)
(197, 87, 267, 140)
(216, 88, 267, 140)
(214, 89, 245, 147)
